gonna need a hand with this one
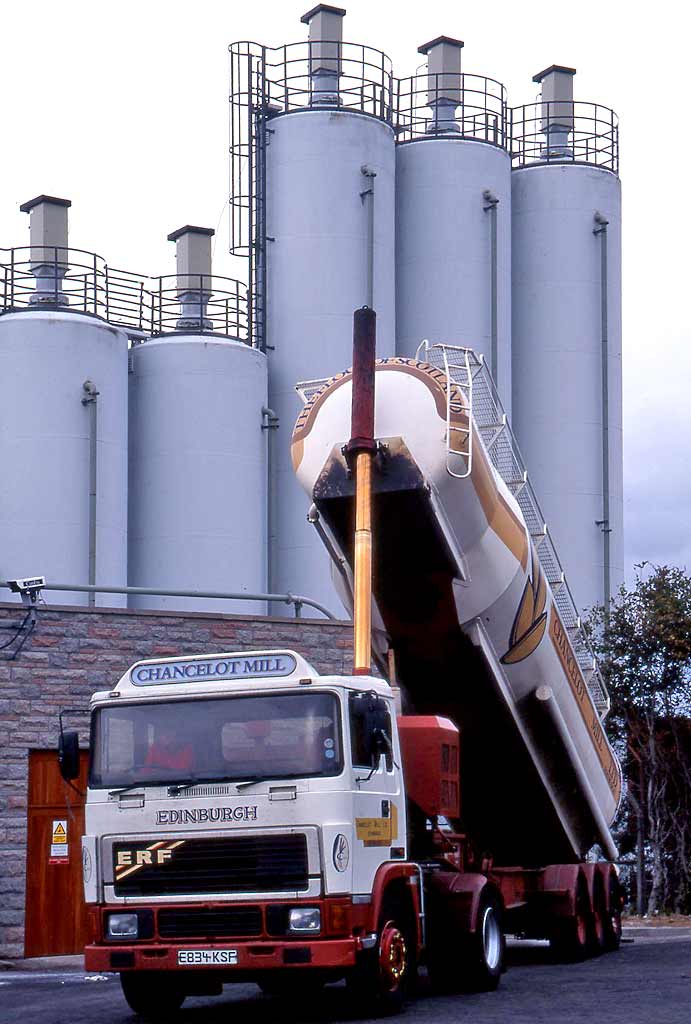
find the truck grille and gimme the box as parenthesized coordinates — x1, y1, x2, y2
(158, 907, 262, 939)
(113, 835, 309, 897)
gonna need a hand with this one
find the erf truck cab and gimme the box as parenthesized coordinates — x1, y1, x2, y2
(61, 649, 449, 1016)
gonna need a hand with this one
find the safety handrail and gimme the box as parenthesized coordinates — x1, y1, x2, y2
(0, 247, 251, 343)
(422, 343, 611, 717)
(0, 581, 337, 620)
(511, 100, 618, 173)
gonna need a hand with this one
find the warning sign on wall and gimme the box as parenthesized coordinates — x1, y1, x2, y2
(49, 819, 69, 864)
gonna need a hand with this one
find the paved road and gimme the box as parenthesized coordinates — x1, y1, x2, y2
(1, 936, 690, 1024)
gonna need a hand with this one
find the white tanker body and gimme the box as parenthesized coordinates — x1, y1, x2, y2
(292, 356, 621, 865)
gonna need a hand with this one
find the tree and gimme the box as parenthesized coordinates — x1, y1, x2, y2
(588, 564, 691, 915)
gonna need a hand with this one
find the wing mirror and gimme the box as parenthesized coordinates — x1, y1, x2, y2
(58, 729, 80, 781)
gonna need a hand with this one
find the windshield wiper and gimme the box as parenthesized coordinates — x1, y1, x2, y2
(109, 776, 217, 797)
(234, 776, 286, 791)
(108, 781, 153, 797)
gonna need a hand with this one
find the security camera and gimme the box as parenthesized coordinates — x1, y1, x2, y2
(7, 576, 46, 603)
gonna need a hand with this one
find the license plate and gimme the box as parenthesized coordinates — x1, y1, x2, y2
(177, 949, 238, 966)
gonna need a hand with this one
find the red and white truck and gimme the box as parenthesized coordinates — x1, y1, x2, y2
(59, 309, 623, 1017)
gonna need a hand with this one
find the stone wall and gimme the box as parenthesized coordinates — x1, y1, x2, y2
(0, 601, 354, 959)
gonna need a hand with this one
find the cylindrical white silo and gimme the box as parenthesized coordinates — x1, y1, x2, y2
(0, 194, 128, 606)
(0, 311, 129, 605)
(395, 39, 512, 414)
(260, 10, 396, 613)
(128, 226, 268, 614)
(511, 69, 623, 615)
(128, 337, 268, 613)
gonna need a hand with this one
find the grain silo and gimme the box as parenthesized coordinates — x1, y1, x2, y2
(511, 68, 623, 615)
(0, 196, 128, 605)
(127, 226, 268, 613)
(230, 4, 396, 612)
(395, 37, 512, 414)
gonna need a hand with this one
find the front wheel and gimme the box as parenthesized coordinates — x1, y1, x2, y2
(119, 972, 185, 1020)
(347, 916, 411, 1016)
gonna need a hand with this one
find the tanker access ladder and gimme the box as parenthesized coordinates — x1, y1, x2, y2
(292, 346, 621, 868)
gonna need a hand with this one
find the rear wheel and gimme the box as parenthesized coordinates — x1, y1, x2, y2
(461, 891, 505, 992)
(550, 877, 590, 962)
(604, 872, 623, 952)
(427, 889, 505, 994)
(588, 880, 607, 956)
(119, 972, 185, 1020)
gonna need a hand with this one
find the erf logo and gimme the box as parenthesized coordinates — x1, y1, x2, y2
(114, 840, 185, 881)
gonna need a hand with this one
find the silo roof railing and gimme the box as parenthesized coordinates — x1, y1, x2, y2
(396, 72, 509, 149)
(0, 248, 251, 343)
(230, 38, 394, 350)
(0, 246, 153, 331)
(230, 40, 395, 124)
(151, 274, 249, 339)
(511, 101, 619, 173)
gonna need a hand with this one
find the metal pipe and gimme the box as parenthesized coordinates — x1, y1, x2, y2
(360, 166, 376, 309)
(594, 212, 611, 616)
(534, 685, 618, 861)
(81, 379, 99, 607)
(0, 581, 337, 620)
(483, 190, 499, 383)
(353, 452, 373, 672)
(307, 504, 354, 604)
(262, 406, 279, 612)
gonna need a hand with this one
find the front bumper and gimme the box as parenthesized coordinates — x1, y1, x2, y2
(85, 937, 359, 973)
(85, 896, 371, 974)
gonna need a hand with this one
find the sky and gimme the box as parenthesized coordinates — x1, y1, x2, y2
(0, 0, 686, 584)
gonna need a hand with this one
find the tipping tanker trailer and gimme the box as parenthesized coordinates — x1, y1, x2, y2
(58, 308, 622, 1019)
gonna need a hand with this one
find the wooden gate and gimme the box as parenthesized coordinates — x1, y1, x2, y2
(24, 749, 89, 957)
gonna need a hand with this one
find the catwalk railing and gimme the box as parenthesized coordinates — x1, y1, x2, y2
(511, 101, 619, 172)
(396, 71, 509, 147)
(0, 248, 249, 341)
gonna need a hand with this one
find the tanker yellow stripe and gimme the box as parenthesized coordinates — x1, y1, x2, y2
(549, 607, 621, 801)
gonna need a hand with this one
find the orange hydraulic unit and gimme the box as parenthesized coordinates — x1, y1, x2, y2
(397, 716, 460, 819)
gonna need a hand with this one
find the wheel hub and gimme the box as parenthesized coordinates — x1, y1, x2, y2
(482, 907, 502, 970)
(379, 922, 407, 989)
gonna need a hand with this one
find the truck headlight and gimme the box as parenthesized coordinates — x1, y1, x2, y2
(288, 907, 321, 933)
(106, 913, 139, 939)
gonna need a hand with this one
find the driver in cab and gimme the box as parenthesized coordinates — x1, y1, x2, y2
(144, 726, 194, 773)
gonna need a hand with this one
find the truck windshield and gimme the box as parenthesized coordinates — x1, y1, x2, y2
(89, 691, 342, 789)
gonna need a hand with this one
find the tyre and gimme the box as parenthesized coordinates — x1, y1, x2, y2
(427, 889, 505, 994)
(347, 902, 414, 1016)
(604, 872, 623, 952)
(550, 877, 590, 962)
(460, 891, 505, 992)
(119, 972, 185, 1019)
(588, 879, 607, 956)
